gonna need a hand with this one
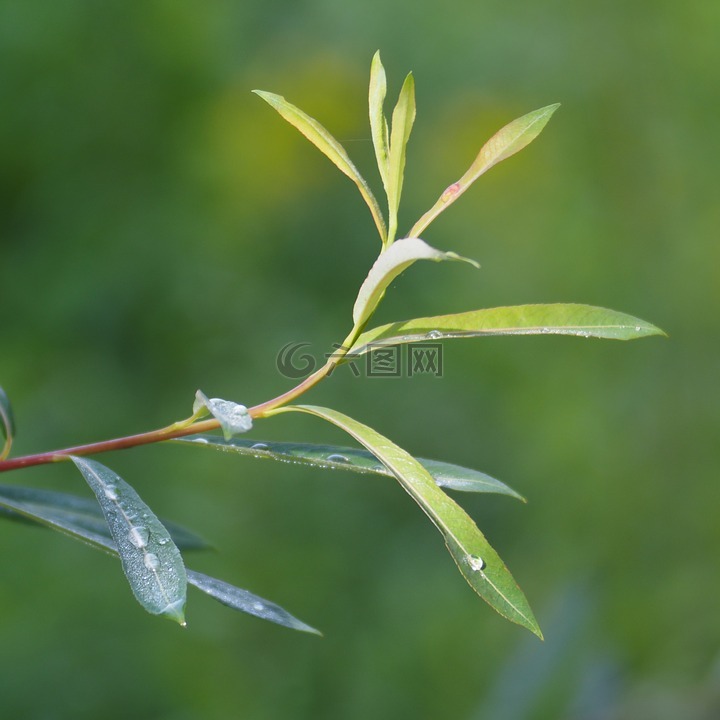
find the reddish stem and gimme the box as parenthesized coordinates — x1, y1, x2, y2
(0, 352, 343, 474)
(0, 418, 222, 472)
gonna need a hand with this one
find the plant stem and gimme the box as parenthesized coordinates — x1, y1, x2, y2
(0, 335, 357, 474)
(0, 418, 223, 472)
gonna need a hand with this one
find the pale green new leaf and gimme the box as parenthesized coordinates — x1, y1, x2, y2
(72, 456, 188, 625)
(349, 303, 666, 356)
(386, 72, 416, 244)
(254, 89, 387, 243)
(0, 484, 210, 550)
(272, 405, 542, 637)
(352, 237, 479, 327)
(174, 436, 524, 500)
(194, 390, 253, 439)
(369, 51, 390, 191)
(409, 104, 560, 238)
(0, 385, 16, 461)
(0, 486, 317, 633)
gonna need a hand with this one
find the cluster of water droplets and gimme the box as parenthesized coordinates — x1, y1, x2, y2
(194, 390, 253, 439)
(104, 482, 172, 581)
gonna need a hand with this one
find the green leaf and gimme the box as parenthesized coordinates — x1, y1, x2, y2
(386, 72, 416, 244)
(0, 484, 210, 551)
(0, 484, 122, 556)
(175, 436, 523, 500)
(0, 385, 16, 461)
(369, 51, 390, 192)
(272, 405, 542, 638)
(0, 486, 316, 634)
(253, 89, 387, 243)
(352, 237, 479, 328)
(71, 457, 188, 625)
(193, 390, 253, 440)
(408, 104, 560, 238)
(349, 303, 666, 356)
(186, 570, 321, 635)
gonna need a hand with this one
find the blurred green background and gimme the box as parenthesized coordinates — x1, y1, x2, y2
(1, 1, 718, 718)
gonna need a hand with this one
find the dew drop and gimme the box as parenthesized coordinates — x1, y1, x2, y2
(251, 443, 270, 451)
(157, 536, 169, 546)
(210, 398, 253, 434)
(128, 526, 150, 549)
(468, 555, 485, 572)
(144, 552, 160, 571)
(426, 330, 443, 340)
(252, 602, 264, 612)
(326, 454, 350, 463)
(193, 437, 209, 445)
(103, 485, 118, 501)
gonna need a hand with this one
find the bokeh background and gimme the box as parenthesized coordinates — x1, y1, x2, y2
(1, 1, 718, 718)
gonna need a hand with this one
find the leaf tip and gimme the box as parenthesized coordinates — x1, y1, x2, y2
(445, 251, 480, 270)
(625, 318, 667, 340)
(161, 598, 187, 626)
(650, 324, 668, 338)
(252, 89, 280, 106)
(300, 622, 324, 637)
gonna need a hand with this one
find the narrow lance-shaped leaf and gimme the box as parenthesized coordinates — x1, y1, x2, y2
(186, 570, 321, 635)
(0, 484, 121, 556)
(352, 237, 479, 328)
(174, 436, 524, 500)
(253, 89, 387, 243)
(71, 456, 188, 625)
(408, 104, 560, 238)
(0, 484, 211, 551)
(348, 303, 666, 356)
(0, 386, 16, 461)
(0, 486, 318, 634)
(271, 405, 542, 638)
(386, 72, 416, 244)
(369, 51, 390, 192)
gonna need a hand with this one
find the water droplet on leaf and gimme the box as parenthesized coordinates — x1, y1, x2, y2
(326, 454, 350, 463)
(426, 330, 443, 340)
(251, 443, 270, 451)
(144, 553, 160, 571)
(128, 526, 150, 549)
(468, 555, 485, 572)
